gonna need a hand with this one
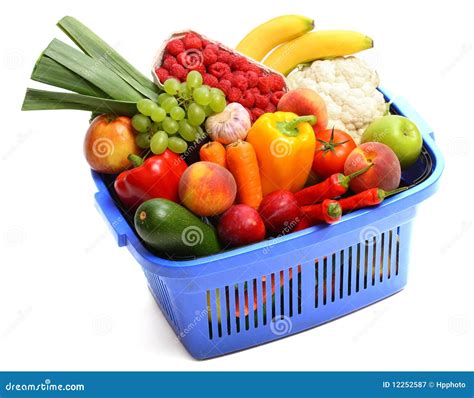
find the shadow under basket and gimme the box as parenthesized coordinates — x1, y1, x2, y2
(92, 87, 444, 359)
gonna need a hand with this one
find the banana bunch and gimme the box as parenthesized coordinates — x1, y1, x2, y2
(236, 15, 373, 76)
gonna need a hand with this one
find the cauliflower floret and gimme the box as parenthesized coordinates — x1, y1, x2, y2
(286, 57, 387, 143)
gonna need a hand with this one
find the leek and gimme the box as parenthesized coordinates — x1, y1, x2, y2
(22, 88, 137, 116)
(57, 16, 159, 101)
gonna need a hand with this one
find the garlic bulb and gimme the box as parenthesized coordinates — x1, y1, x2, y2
(205, 102, 251, 144)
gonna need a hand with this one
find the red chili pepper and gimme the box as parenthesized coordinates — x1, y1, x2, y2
(339, 187, 408, 212)
(293, 215, 313, 231)
(301, 199, 342, 225)
(114, 150, 187, 210)
(295, 164, 373, 206)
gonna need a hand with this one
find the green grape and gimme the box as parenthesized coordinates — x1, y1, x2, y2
(186, 70, 203, 89)
(195, 126, 207, 140)
(135, 133, 151, 149)
(187, 103, 206, 126)
(161, 97, 178, 113)
(150, 131, 168, 155)
(170, 106, 185, 121)
(163, 78, 180, 95)
(168, 136, 188, 154)
(137, 98, 158, 116)
(162, 117, 179, 134)
(209, 93, 226, 113)
(132, 114, 151, 133)
(151, 122, 162, 133)
(151, 106, 166, 122)
(178, 82, 190, 98)
(193, 86, 210, 106)
(203, 105, 214, 116)
(210, 87, 225, 97)
(157, 93, 171, 105)
(178, 120, 197, 141)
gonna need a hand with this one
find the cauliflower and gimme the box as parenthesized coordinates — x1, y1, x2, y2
(286, 57, 387, 143)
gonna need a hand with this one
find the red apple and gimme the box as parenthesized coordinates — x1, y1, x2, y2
(258, 190, 302, 235)
(217, 205, 266, 247)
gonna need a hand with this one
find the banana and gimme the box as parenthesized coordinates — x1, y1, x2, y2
(236, 15, 314, 62)
(264, 30, 374, 75)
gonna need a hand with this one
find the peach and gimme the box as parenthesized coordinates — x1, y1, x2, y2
(277, 88, 328, 133)
(179, 161, 237, 216)
(344, 142, 401, 193)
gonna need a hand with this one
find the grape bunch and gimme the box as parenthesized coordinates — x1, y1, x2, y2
(131, 71, 227, 155)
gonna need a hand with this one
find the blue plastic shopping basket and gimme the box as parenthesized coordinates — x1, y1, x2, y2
(92, 88, 444, 359)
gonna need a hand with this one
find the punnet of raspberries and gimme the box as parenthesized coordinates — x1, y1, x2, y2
(154, 32, 286, 122)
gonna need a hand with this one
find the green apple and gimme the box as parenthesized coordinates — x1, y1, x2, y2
(361, 115, 422, 169)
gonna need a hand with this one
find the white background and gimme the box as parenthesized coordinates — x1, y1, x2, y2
(1, 0, 473, 370)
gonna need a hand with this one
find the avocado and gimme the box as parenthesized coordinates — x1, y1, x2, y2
(134, 199, 221, 258)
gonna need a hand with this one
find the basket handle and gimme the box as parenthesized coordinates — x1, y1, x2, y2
(94, 190, 130, 247)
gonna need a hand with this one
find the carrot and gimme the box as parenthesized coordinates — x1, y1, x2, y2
(199, 141, 227, 168)
(226, 140, 263, 209)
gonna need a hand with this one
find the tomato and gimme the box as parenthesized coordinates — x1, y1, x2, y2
(312, 128, 356, 178)
(84, 115, 141, 174)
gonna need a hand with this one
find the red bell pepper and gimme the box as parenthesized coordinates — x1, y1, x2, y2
(114, 150, 187, 209)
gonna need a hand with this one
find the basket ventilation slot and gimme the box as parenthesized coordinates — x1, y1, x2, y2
(314, 227, 401, 307)
(148, 273, 179, 331)
(206, 265, 302, 340)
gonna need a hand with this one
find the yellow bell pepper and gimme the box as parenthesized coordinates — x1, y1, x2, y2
(246, 112, 316, 196)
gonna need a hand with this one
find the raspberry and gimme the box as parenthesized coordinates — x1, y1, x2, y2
(233, 70, 245, 77)
(190, 65, 207, 75)
(231, 74, 248, 91)
(202, 48, 218, 66)
(238, 90, 255, 108)
(258, 76, 272, 94)
(251, 107, 265, 121)
(203, 73, 219, 87)
(201, 39, 210, 47)
(247, 63, 262, 75)
(162, 55, 177, 71)
(205, 43, 219, 54)
(233, 57, 251, 72)
(209, 62, 231, 78)
(269, 74, 285, 91)
(227, 87, 242, 103)
(217, 50, 233, 65)
(216, 79, 232, 96)
(222, 72, 234, 81)
(169, 64, 187, 81)
(166, 39, 185, 56)
(183, 32, 202, 49)
(246, 71, 259, 88)
(249, 87, 260, 95)
(265, 103, 277, 113)
(176, 52, 188, 67)
(255, 94, 269, 109)
(270, 91, 285, 106)
(155, 67, 169, 82)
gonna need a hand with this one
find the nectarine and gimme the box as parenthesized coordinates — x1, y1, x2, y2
(344, 142, 401, 193)
(277, 88, 328, 133)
